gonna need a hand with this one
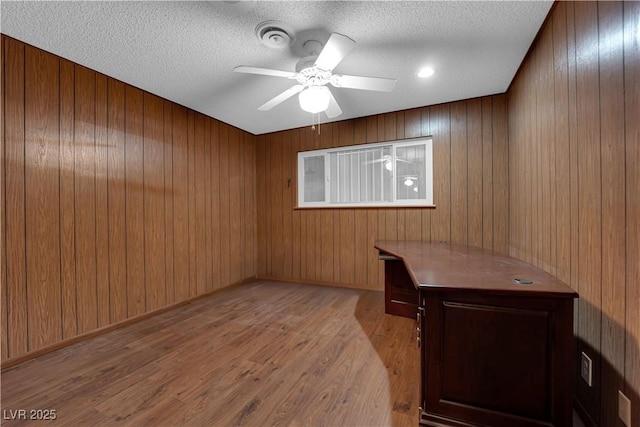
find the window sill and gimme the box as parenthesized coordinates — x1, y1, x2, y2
(295, 204, 436, 210)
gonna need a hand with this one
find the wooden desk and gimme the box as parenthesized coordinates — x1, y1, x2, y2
(375, 240, 578, 427)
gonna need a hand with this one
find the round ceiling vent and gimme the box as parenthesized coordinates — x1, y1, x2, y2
(255, 21, 293, 49)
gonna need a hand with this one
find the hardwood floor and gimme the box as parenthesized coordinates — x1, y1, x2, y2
(1, 281, 420, 426)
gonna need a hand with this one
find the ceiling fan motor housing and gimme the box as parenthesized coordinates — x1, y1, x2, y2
(295, 57, 332, 86)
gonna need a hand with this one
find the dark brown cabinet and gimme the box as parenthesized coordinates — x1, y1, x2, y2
(376, 241, 578, 427)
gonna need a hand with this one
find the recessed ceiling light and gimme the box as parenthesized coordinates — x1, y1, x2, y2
(417, 67, 435, 78)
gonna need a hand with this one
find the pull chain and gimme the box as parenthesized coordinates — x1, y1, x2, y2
(310, 113, 321, 135)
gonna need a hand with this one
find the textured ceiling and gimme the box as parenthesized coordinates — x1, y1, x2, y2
(1, 1, 553, 135)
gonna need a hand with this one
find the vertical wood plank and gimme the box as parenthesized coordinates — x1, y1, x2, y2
(187, 111, 196, 296)
(281, 130, 293, 280)
(623, 1, 640, 422)
(264, 133, 275, 277)
(218, 124, 230, 288)
(552, 2, 572, 285)
(204, 118, 212, 290)
(238, 131, 246, 280)
(229, 127, 242, 284)
(384, 114, 398, 243)
(376, 117, 386, 288)
(124, 86, 145, 317)
(291, 129, 301, 280)
(245, 131, 257, 278)
(396, 110, 409, 242)
(163, 100, 175, 304)
(404, 211, 421, 240)
(265, 133, 276, 278)
(302, 130, 317, 282)
(143, 93, 166, 311)
(574, 4, 602, 421)
(353, 119, 368, 286)
(240, 131, 249, 279)
(331, 125, 342, 283)
(24, 45, 62, 349)
(107, 78, 127, 323)
(575, 0, 602, 355)
(598, 3, 626, 426)
(492, 95, 509, 255)
(450, 102, 467, 245)
(365, 116, 380, 288)
(172, 105, 189, 301)
(404, 109, 422, 240)
(320, 126, 334, 283)
(264, 134, 273, 278)
(194, 113, 206, 294)
(59, 58, 78, 337)
(526, 52, 537, 266)
(507, 74, 522, 260)
(210, 120, 222, 288)
(1, 36, 7, 361)
(567, 0, 580, 317)
(431, 104, 451, 242)
(467, 99, 483, 248)
(546, 18, 558, 278)
(517, 57, 530, 264)
(420, 107, 432, 242)
(95, 74, 110, 327)
(297, 132, 307, 281)
(255, 134, 266, 277)
(481, 97, 493, 251)
(4, 37, 28, 358)
(338, 121, 355, 285)
(530, 41, 542, 268)
(539, 21, 555, 273)
(73, 65, 98, 334)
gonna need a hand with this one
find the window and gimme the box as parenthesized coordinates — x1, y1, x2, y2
(297, 138, 433, 208)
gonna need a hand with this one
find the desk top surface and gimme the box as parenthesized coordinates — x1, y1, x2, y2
(375, 240, 578, 298)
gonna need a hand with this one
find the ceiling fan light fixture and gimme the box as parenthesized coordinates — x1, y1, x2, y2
(417, 67, 435, 78)
(299, 86, 330, 113)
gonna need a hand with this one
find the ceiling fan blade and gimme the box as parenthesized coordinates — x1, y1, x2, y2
(234, 66, 296, 79)
(331, 74, 396, 92)
(363, 156, 411, 165)
(324, 89, 342, 118)
(257, 85, 304, 111)
(314, 33, 355, 72)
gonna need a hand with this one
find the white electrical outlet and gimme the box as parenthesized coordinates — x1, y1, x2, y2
(618, 390, 631, 426)
(580, 352, 592, 387)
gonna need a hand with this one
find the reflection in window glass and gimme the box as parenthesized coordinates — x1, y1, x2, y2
(303, 155, 325, 202)
(396, 144, 426, 200)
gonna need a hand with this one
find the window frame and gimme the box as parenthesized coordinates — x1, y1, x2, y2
(297, 137, 434, 209)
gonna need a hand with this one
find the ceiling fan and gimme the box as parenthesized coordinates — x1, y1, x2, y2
(363, 154, 412, 171)
(234, 33, 396, 118)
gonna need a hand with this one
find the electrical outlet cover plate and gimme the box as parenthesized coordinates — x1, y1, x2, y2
(581, 352, 592, 387)
(618, 390, 631, 426)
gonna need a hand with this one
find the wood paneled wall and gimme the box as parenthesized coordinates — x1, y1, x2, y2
(2, 5, 638, 424)
(507, 2, 639, 426)
(1, 36, 257, 363)
(256, 95, 509, 291)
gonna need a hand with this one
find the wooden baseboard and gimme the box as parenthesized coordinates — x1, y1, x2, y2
(255, 275, 383, 293)
(1, 277, 257, 371)
(574, 395, 598, 427)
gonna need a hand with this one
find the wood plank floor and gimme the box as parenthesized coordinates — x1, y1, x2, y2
(1, 281, 420, 426)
